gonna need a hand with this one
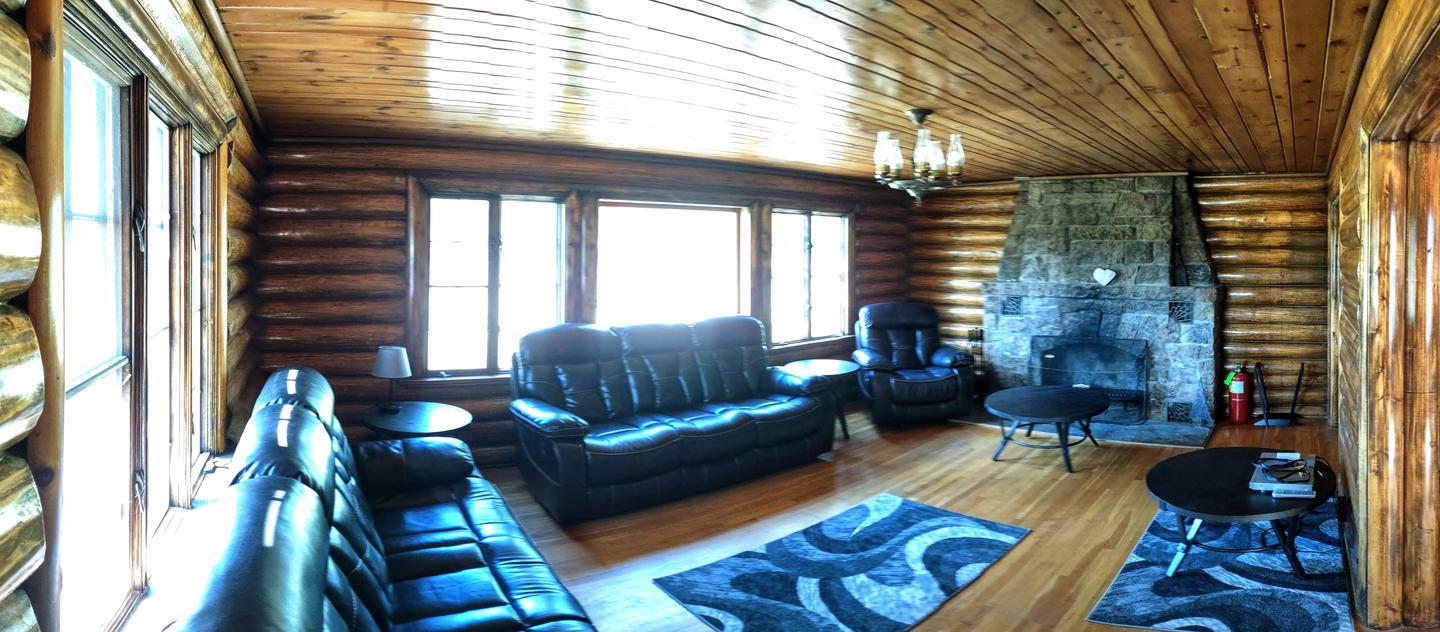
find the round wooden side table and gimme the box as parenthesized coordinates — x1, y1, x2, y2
(361, 401, 473, 438)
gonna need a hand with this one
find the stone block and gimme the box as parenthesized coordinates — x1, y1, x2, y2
(1059, 307, 1102, 337)
(1092, 177, 1136, 191)
(1181, 325, 1213, 345)
(1136, 176, 1174, 193)
(1070, 225, 1135, 241)
(1019, 255, 1050, 282)
(1134, 221, 1171, 242)
(1134, 264, 1170, 285)
(1070, 240, 1118, 264)
(1121, 241, 1154, 263)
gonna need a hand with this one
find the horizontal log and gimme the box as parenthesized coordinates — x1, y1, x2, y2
(265, 168, 408, 193)
(0, 305, 44, 451)
(1224, 285, 1327, 306)
(0, 17, 29, 143)
(1209, 248, 1326, 267)
(911, 245, 1005, 261)
(258, 218, 406, 245)
(855, 266, 907, 283)
(1213, 265, 1328, 286)
(910, 289, 987, 306)
(1205, 229, 1326, 249)
(461, 418, 516, 446)
(228, 294, 253, 338)
(1197, 209, 1326, 229)
(1194, 192, 1326, 213)
(262, 351, 383, 376)
(908, 277, 984, 292)
(912, 195, 1018, 215)
(1191, 175, 1326, 194)
(0, 589, 38, 632)
(910, 260, 1000, 278)
(259, 323, 405, 350)
(260, 193, 407, 219)
(0, 454, 43, 599)
(227, 265, 250, 298)
(227, 159, 263, 203)
(854, 218, 907, 236)
(909, 212, 1013, 229)
(910, 228, 1009, 246)
(1223, 305, 1329, 324)
(1222, 323, 1327, 342)
(0, 0, 26, 15)
(0, 148, 40, 301)
(227, 190, 255, 229)
(255, 246, 408, 273)
(1222, 341, 1328, 360)
(257, 298, 407, 323)
(471, 444, 516, 467)
(854, 252, 906, 270)
(856, 280, 907, 298)
(855, 233, 907, 250)
(227, 228, 255, 263)
(854, 295, 909, 309)
(254, 273, 405, 299)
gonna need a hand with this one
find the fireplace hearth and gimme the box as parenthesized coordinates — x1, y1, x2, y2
(981, 175, 1218, 442)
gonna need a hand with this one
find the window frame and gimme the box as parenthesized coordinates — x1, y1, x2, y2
(770, 208, 853, 344)
(408, 180, 567, 377)
(59, 4, 229, 627)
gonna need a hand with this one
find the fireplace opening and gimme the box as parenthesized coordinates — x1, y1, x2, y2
(1030, 336, 1148, 424)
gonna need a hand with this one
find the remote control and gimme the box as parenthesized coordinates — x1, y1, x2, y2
(1272, 488, 1317, 499)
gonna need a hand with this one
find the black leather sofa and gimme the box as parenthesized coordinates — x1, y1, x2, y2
(509, 316, 834, 524)
(853, 302, 976, 425)
(175, 367, 595, 632)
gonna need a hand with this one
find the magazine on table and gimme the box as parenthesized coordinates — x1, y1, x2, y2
(1248, 451, 1317, 497)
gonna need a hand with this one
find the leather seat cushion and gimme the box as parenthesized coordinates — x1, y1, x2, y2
(885, 368, 959, 403)
(700, 395, 822, 447)
(655, 408, 753, 463)
(583, 415, 685, 485)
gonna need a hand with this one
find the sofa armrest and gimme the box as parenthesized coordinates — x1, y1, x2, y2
(510, 398, 591, 439)
(765, 366, 830, 396)
(354, 437, 475, 495)
(852, 348, 894, 371)
(929, 345, 975, 369)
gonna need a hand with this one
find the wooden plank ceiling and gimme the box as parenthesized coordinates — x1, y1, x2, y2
(217, 0, 1378, 180)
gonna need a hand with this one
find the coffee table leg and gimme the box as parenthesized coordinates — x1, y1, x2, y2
(993, 419, 1021, 461)
(1271, 516, 1309, 578)
(1057, 422, 1073, 472)
(1079, 418, 1100, 447)
(1167, 516, 1204, 577)
(833, 389, 850, 440)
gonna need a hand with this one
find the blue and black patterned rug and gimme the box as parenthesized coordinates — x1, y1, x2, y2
(1089, 500, 1353, 631)
(653, 493, 1027, 631)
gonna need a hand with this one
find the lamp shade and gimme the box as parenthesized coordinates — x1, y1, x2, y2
(371, 345, 412, 379)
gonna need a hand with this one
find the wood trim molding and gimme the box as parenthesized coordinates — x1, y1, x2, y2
(192, 0, 267, 140)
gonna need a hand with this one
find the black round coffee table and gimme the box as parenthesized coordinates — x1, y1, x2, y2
(783, 359, 860, 440)
(1146, 447, 1337, 578)
(362, 401, 473, 438)
(984, 385, 1110, 473)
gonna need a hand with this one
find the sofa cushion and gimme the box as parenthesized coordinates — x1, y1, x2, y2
(700, 394, 823, 447)
(692, 316, 768, 402)
(656, 408, 754, 462)
(614, 323, 703, 413)
(231, 403, 337, 512)
(355, 438, 475, 496)
(513, 325, 633, 421)
(582, 414, 685, 485)
(884, 368, 959, 403)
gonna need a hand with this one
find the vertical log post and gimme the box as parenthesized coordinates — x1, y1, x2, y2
(20, 0, 61, 629)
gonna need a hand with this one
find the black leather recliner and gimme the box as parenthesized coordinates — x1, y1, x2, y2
(509, 316, 834, 524)
(853, 302, 975, 425)
(174, 367, 595, 631)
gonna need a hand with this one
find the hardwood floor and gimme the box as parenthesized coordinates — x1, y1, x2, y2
(486, 410, 1347, 632)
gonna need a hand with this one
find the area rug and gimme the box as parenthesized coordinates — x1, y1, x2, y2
(653, 493, 1027, 631)
(1089, 500, 1353, 631)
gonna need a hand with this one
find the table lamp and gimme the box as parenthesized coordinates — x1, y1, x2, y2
(372, 345, 411, 414)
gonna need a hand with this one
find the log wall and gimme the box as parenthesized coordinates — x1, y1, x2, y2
(907, 182, 1019, 367)
(255, 141, 910, 467)
(1324, 0, 1440, 627)
(2, 0, 49, 627)
(1193, 175, 1329, 421)
(223, 128, 264, 444)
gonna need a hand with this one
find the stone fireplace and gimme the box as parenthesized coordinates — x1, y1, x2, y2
(981, 175, 1218, 441)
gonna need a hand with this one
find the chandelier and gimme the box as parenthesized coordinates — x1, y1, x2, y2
(873, 108, 965, 203)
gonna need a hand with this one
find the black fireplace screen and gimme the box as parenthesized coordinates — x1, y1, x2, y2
(1029, 336, 1149, 419)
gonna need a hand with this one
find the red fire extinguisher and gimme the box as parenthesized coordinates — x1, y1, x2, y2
(1227, 363, 1251, 424)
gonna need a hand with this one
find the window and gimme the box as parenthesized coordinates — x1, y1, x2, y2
(59, 44, 219, 630)
(771, 211, 850, 343)
(596, 201, 747, 325)
(420, 196, 563, 374)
